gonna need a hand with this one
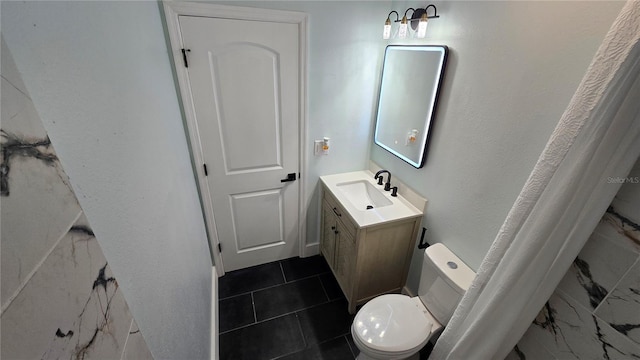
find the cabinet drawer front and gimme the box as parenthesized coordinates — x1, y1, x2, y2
(322, 189, 357, 237)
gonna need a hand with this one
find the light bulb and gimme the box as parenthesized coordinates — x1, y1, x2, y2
(383, 18, 391, 39)
(398, 16, 408, 39)
(417, 14, 428, 38)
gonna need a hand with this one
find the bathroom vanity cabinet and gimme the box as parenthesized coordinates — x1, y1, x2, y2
(320, 186, 422, 314)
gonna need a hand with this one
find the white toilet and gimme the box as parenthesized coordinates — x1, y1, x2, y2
(351, 243, 475, 360)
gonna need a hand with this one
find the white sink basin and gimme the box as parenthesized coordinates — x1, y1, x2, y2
(321, 171, 424, 228)
(336, 180, 393, 210)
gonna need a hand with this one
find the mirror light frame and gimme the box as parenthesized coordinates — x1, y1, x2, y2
(373, 45, 448, 168)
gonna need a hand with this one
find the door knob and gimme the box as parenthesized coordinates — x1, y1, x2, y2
(280, 173, 297, 182)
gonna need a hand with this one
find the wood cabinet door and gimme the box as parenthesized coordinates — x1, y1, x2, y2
(334, 220, 356, 294)
(320, 201, 336, 266)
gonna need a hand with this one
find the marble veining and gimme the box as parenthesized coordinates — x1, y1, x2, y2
(38, 221, 126, 360)
(513, 174, 640, 358)
(1, 35, 152, 359)
(603, 206, 640, 249)
(532, 302, 575, 356)
(122, 319, 154, 360)
(532, 294, 640, 359)
(611, 323, 640, 338)
(592, 314, 624, 360)
(2, 214, 134, 359)
(70, 264, 118, 359)
(595, 260, 640, 346)
(573, 257, 609, 309)
(512, 346, 525, 360)
(69, 225, 96, 237)
(0, 129, 57, 196)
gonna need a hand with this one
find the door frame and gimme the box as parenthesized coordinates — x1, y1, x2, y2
(163, 1, 308, 276)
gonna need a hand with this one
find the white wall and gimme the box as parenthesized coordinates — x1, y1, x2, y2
(1, 2, 212, 359)
(370, 1, 624, 291)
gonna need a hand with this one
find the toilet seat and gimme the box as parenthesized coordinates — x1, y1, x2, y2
(352, 294, 435, 356)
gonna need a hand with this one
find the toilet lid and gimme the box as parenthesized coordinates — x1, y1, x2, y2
(353, 294, 433, 353)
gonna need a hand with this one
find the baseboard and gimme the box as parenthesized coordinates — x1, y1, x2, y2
(211, 266, 218, 360)
(303, 242, 319, 257)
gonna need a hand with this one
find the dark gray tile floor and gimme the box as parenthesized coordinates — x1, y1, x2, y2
(218, 256, 357, 360)
(218, 255, 434, 360)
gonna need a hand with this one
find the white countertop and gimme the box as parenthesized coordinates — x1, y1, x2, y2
(320, 170, 423, 228)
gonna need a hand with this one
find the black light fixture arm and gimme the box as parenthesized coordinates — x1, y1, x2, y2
(386, 10, 400, 23)
(425, 4, 439, 19)
(394, 4, 440, 23)
(403, 7, 415, 20)
(383, 4, 440, 38)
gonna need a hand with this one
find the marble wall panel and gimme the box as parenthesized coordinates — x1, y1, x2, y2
(1, 34, 153, 359)
(556, 231, 636, 311)
(527, 292, 640, 359)
(594, 260, 640, 346)
(515, 156, 640, 359)
(0, 37, 29, 97)
(505, 327, 556, 360)
(1, 213, 133, 359)
(123, 319, 154, 360)
(1, 74, 82, 308)
(597, 209, 640, 255)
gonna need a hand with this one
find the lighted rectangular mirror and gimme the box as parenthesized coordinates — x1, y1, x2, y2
(374, 45, 448, 168)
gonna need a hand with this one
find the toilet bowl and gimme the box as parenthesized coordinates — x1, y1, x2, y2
(351, 295, 439, 360)
(351, 243, 475, 360)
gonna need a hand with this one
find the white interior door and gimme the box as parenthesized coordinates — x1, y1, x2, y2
(178, 15, 301, 272)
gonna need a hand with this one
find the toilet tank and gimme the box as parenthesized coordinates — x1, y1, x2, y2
(418, 243, 476, 325)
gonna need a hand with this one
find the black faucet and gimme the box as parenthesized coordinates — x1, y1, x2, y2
(374, 170, 392, 191)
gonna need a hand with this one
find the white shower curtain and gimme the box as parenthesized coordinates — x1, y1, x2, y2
(431, 1, 640, 359)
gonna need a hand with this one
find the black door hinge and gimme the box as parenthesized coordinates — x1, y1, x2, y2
(181, 48, 191, 68)
(203, 163, 208, 176)
(218, 243, 222, 253)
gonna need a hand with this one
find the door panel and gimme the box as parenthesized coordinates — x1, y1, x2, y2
(231, 188, 284, 252)
(210, 44, 282, 173)
(179, 15, 300, 271)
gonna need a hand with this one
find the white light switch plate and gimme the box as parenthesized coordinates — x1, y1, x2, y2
(314, 140, 324, 156)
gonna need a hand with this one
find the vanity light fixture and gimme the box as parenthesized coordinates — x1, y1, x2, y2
(398, 13, 409, 39)
(383, 5, 439, 39)
(383, 11, 398, 39)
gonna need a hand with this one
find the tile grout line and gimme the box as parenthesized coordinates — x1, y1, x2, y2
(295, 312, 308, 351)
(250, 291, 258, 325)
(317, 274, 331, 302)
(253, 277, 335, 323)
(119, 318, 135, 360)
(279, 261, 288, 283)
(219, 297, 348, 335)
(1, 73, 32, 100)
(219, 282, 284, 301)
(593, 255, 640, 314)
(1, 209, 83, 315)
(271, 334, 357, 360)
(218, 259, 331, 300)
(219, 274, 329, 301)
(217, 260, 286, 299)
(344, 334, 358, 359)
(219, 273, 331, 301)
